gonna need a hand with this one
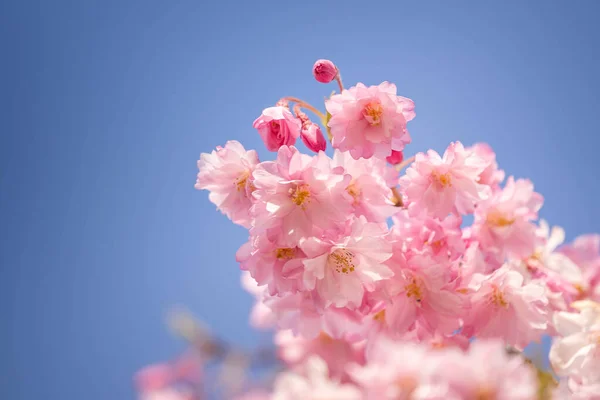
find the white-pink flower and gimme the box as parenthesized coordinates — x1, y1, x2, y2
(271, 356, 362, 400)
(549, 301, 600, 383)
(300, 216, 394, 308)
(472, 176, 544, 260)
(326, 82, 415, 159)
(240, 272, 277, 330)
(464, 265, 549, 350)
(399, 142, 491, 219)
(196, 140, 259, 227)
(332, 150, 398, 222)
(251, 146, 351, 244)
(466, 142, 505, 190)
(384, 255, 466, 336)
(431, 339, 538, 400)
(561, 234, 600, 302)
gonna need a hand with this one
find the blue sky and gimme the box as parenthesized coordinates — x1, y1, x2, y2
(1, 1, 599, 399)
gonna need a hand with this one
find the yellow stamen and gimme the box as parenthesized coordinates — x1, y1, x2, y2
(346, 182, 361, 204)
(491, 286, 509, 308)
(431, 171, 452, 188)
(405, 278, 423, 302)
(373, 310, 386, 323)
(363, 102, 384, 126)
(290, 184, 311, 208)
(234, 171, 249, 192)
(486, 211, 515, 227)
(275, 248, 296, 260)
(328, 249, 356, 274)
(475, 387, 497, 400)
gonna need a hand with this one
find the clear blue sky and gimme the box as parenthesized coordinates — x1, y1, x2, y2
(1, 1, 599, 399)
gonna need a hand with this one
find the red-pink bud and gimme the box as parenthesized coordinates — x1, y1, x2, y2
(386, 150, 404, 165)
(301, 123, 327, 152)
(312, 59, 338, 83)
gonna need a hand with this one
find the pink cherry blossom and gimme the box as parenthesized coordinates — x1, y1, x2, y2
(464, 265, 549, 350)
(386, 149, 404, 165)
(325, 82, 415, 159)
(431, 339, 538, 400)
(237, 235, 305, 296)
(251, 146, 351, 244)
(271, 356, 362, 400)
(466, 142, 505, 189)
(332, 150, 398, 222)
(312, 59, 338, 83)
(300, 122, 327, 153)
(300, 216, 393, 308)
(240, 272, 277, 330)
(472, 176, 544, 260)
(549, 301, 600, 382)
(253, 106, 302, 151)
(383, 255, 466, 336)
(275, 329, 365, 381)
(561, 234, 600, 302)
(399, 142, 491, 219)
(196, 140, 259, 227)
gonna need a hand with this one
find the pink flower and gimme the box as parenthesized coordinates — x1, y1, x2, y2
(251, 146, 351, 244)
(549, 301, 600, 382)
(312, 59, 338, 83)
(561, 234, 600, 302)
(135, 355, 202, 393)
(332, 150, 398, 222)
(237, 235, 305, 296)
(466, 143, 505, 189)
(253, 106, 301, 151)
(399, 141, 491, 219)
(240, 272, 277, 330)
(348, 337, 435, 400)
(384, 255, 466, 335)
(300, 122, 327, 153)
(325, 82, 415, 159)
(472, 177, 544, 260)
(275, 329, 365, 381)
(195, 141, 259, 227)
(271, 356, 362, 400)
(300, 216, 394, 308)
(432, 339, 538, 400)
(464, 265, 549, 350)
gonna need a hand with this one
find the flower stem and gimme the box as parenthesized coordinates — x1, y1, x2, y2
(283, 97, 326, 121)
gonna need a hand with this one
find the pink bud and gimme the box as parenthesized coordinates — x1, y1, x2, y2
(301, 123, 327, 152)
(253, 106, 301, 151)
(386, 150, 404, 165)
(312, 59, 338, 83)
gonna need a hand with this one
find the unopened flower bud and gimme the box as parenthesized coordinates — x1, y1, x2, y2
(386, 150, 404, 165)
(312, 59, 338, 83)
(301, 122, 327, 152)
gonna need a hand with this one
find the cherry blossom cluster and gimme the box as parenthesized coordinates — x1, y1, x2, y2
(170, 59, 600, 399)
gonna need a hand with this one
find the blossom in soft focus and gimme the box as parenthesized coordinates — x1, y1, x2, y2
(196, 141, 259, 227)
(432, 339, 538, 400)
(312, 59, 338, 83)
(253, 106, 302, 151)
(275, 329, 365, 381)
(300, 216, 393, 308)
(467, 142, 505, 189)
(560, 234, 600, 302)
(400, 141, 490, 219)
(300, 122, 327, 153)
(251, 146, 351, 244)
(550, 301, 600, 383)
(240, 272, 277, 329)
(271, 356, 362, 400)
(465, 265, 549, 350)
(326, 82, 415, 159)
(472, 177, 544, 260)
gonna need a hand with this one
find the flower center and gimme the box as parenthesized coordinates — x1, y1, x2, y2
(490, 286, 509, 308)
(234, 171, 250, 193)
(346, 182, 361, 204)
(328, 249, 356, 274)
(475, 387, 497, 400)
(431, 171, 452, 188)
(486, 210, 515, 227)
(363, 101, 384, 126)
(373, 310, 386, 323)
(275, 248, 296, 260)
(405, 277, 424, 302)
(289, 184, 311, 208)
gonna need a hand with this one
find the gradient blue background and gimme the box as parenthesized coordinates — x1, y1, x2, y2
(2, 1, 599, 399)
